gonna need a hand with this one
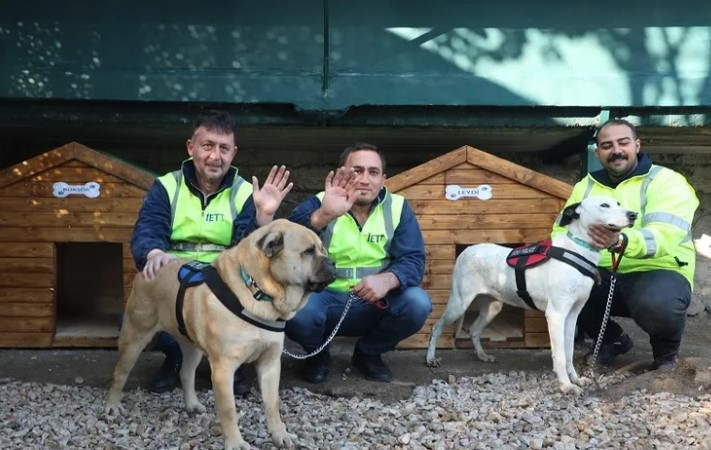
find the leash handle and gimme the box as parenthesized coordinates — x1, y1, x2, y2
(610, 233, 628, 272)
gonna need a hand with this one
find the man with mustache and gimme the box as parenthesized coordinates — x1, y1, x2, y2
(130, 109, 293, 393)
(553, 119, 698, 370)
(286, 142, 432, 383)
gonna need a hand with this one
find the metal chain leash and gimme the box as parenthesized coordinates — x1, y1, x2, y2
(587, 274, 616, 374)
(586, 236, 627, 377)
(282, 292, 359, 360)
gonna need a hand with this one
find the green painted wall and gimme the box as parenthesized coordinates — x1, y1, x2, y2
(2, 0, 710, 113)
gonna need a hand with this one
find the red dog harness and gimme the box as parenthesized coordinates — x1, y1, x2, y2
(506, 240, 599, 311)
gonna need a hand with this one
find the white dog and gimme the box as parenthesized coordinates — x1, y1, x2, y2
(426, 197, 636, 394)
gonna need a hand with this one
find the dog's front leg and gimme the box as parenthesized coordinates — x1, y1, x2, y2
(545, 309, 581, 395)
(255, 349, 297, 448)
(210, 357, 249, 450)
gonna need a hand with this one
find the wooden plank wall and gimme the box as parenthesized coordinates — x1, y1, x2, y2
(0, 159, 144, 347)
(397, 163, 565, 349)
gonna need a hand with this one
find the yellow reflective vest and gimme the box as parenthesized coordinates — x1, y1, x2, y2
(552, 164, 698, 288)
(317, 190, 405, 292)
(157, 164, 252, 263)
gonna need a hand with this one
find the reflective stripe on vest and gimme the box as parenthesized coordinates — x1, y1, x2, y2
(316, 190, 404, 291)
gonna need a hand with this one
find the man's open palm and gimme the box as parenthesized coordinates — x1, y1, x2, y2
(253, 165, 293, 225)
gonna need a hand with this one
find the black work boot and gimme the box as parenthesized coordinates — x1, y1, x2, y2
(233, 365, 251, 396)
(584, 333, 634, 366)
(651, 346, 679, 371)
(301, 350, 331, 384)
(351, 348, 392, 382)
(149, 354, 182, 393)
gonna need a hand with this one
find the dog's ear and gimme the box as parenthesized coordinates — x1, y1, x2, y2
(558, 202, 581, 227)
(257, 230, 285, 258)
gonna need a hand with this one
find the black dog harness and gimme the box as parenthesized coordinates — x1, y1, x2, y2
(175, 261, 285, 341)
(506, 240, 599, 311)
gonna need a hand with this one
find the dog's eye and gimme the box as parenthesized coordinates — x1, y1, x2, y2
(303, 246, 316, 256)
(600, 203, 610, 208)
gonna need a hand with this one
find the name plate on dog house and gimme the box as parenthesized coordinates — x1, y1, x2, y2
(386, 145, 573, 350)
(445, 184, 492, 201)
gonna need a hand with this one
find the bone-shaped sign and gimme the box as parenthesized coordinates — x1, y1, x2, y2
(52, 181, 101, 199)
(445, 184, 492, 201)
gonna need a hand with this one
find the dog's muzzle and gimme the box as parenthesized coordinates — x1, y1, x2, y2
(307, 258, 337, 292)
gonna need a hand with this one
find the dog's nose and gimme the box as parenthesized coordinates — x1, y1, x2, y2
(322, 258, 337, 280)
(627, 211, 638, 223)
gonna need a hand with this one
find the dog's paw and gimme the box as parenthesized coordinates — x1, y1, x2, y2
(558, 382, 583, 395)
(477, 353, 497, 363)
(225, 439, 251, 450)
(185, 400, 206, 414)
(571, 375, 592, 387)
(425, 357, 442, 368)
(271, 430, 297, 448)
(103, 403, 125, 416)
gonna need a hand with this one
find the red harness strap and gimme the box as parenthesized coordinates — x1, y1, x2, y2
(506, 240, 599, 310)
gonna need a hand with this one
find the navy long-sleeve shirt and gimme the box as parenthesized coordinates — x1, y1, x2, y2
(131, 160, 259, 270)
(288, 188, 426, 291)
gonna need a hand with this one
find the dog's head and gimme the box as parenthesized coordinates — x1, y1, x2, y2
(234, 219, 335, 317)
(559, 197, 637, 233)
(254, 219, 336, 293)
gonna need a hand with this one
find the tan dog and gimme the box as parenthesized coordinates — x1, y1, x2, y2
(105, 219, 336, 450)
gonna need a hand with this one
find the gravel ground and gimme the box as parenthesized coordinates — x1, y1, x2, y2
(2, 369, 710, 450)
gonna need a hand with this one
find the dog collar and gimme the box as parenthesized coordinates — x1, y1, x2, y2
(566, 231, 599, 253)
(240, 267, 273, 302)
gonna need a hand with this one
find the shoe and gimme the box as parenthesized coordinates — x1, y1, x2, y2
(301, 350, 331, 384)
(233, 365, 251, 396)
(351, 348, 392, 382)
(584, 333, 634, 366)
(652, 353, 678, 371)
(149, 355, 182, 393)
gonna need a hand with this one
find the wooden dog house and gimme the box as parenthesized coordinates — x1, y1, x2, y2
(0, 142, 153, 348)
(386, 146, 573, 350)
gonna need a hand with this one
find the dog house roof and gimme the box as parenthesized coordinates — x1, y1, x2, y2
(0, 142, 154, 190)
(385, 145, 572, 199)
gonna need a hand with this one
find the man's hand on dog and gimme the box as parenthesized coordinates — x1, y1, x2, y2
(352, 273, 400, 302)
(310, 167, 358, 229)
(587, 223, 621, 250)
(143, 249, 177, 280)
(253, 165, 294, 226)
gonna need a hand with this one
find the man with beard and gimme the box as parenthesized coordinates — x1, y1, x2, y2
(286, 142, 432, 383)
(552, 119, 698, 370)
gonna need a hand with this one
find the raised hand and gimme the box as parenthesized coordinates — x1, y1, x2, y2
(310, 167, 357, 229)
(253, 165, 294, 226)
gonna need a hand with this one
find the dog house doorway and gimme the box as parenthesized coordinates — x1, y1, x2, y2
(54, 242, 124, 347)
(454, 243, 525, 347)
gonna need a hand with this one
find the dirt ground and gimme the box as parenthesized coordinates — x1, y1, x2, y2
(1, 314, 709, 402)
